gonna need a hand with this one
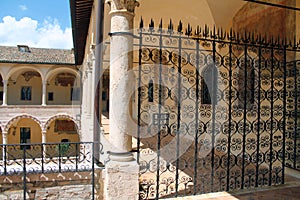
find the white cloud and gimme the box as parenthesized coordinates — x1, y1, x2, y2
(0, 16, 73, 49)
(19, 5, 27, 11)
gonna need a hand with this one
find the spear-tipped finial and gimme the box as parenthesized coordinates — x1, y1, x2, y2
(186, 23, 192, 36)
(168, 19, 174, 34)
(178, 20, 183, 33)
(158, 19, 163, 32)
(203, 24, 209, 37)
(195, 26, 201, 36)
(149, 19, 155, 32)
(139, 17, 144, 29)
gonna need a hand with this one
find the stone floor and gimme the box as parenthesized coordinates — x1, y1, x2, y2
(101, 113, 300, 200)
(166, 168, 300, 200)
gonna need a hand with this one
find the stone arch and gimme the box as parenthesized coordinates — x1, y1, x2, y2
(45, 67, 80, 85)
(43, 114, 80, 133)
(6, 66, 45, 82)
(4, 115, 42, 133)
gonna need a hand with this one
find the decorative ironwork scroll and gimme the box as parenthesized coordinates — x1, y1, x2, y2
(132, 18, 300, 199)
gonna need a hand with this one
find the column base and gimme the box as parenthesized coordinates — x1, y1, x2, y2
(108, 151, 134, 162)
(104, 156, 139, 200)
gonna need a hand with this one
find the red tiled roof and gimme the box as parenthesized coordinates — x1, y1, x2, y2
(0, 46, 75, 65)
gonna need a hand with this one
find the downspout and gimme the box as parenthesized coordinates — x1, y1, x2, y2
(94, 0, 105, 162)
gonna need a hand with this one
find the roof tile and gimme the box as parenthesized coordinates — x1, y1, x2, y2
(0, 46, 75, 65)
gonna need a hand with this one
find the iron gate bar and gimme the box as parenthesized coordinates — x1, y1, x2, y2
(135, 20, 299, 198)
(193, 35, 201, 195)
(293, 60, 298, 170)
(241, 41, 248, 190)
(175, 22, 183, 197)
(92, 142, 95, 200)
(269, 46, 274, 187)
(226, 38, 233, 191)
(155, 23, 164, 200)
(137, 21, 143, 164)
(3, 145, 7, 175)
(41, 143, 44, 173)
(282, 47, 287, 184)
(210, 27, 217, 192)
(255, 46, 262, 187)
(23, 144, 26, 200)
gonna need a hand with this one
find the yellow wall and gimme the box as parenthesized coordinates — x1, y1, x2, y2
(46, 81, 76, 105)
(7, 118, 42, 144)
(46, 119, 80, 143)
(7, 75, 42, 105)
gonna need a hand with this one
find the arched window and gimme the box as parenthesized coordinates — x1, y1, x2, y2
(201, 64, 218, 105)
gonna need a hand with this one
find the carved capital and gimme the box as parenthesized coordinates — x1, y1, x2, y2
(106, 0, 139, 13)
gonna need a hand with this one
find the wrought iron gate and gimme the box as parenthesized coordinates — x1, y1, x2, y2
(133, 19, 300, 199)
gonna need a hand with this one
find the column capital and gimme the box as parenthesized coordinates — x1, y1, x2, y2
(2, 79, 8, 85)
(106, 0, 139, 14)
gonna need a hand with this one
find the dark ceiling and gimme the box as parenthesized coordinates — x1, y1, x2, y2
(70, 0, 94, 65)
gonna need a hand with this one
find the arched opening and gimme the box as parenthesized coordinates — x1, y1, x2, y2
(7, 69, 42, 105)
(46, 70, 81, 105)
(45, 117, 80, 157)
(45, 118, 79, 143)
(6, 117, 42, 159)
(7, 118, 42, 144)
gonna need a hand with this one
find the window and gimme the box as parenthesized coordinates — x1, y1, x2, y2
(48, 92, 54, 101)
(21, 86, 31, 100)
(17, 45, 30, 53)
(0, 91, 3, 101)
(61, 139, 70, 143)
(201, 64, 218, 105)
(20, 127, 31, 149)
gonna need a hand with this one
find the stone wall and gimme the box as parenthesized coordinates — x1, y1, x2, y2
(233, 0, 296, 39)
(232, 0, 296, 61)
(0, 169, 104, 200)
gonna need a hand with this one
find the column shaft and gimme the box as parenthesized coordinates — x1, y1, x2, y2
(2, 80, 7, 106)
(109, 11, 135, 152)
(42, 81, 47, 106)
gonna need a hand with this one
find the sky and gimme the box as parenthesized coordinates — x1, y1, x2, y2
(0, 0, 73, 49)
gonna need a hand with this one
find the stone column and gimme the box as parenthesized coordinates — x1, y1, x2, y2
(2, 80, 8, 106)
(104, 1, 140, 200)
(42, 80, 47, 106)
(42, 131, 47, 158)
(42, 131, 46, 143)
(106, 0, 139, 153)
